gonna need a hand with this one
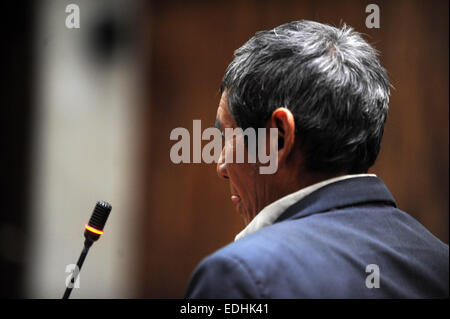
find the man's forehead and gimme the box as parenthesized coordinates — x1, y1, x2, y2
(216, 92, 231, 125)
(216, 93, 227, 116)
(219, 91, 228, 107)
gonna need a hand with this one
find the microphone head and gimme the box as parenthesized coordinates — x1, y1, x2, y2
(84, 200, 112, 241)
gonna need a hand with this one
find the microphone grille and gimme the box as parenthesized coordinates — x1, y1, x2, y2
(87, 200, 112, 231)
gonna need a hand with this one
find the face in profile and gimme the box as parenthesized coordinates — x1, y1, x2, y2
(215, 92, 275, 225)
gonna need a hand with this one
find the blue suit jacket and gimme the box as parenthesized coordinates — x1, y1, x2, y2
(185, 176, 449, 298)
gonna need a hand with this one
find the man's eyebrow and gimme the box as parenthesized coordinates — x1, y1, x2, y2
(214, 118, 223, 131)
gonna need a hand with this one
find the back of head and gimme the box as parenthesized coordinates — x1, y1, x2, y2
(221, 20, 390, 174)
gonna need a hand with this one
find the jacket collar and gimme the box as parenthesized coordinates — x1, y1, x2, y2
(275, 176, 397, 223)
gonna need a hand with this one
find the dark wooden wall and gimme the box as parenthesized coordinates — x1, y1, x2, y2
(1, 1, 35, 298)
(139, 0, 448, 297)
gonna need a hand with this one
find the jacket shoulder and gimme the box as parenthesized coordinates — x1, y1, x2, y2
(185, 245, 263, 298)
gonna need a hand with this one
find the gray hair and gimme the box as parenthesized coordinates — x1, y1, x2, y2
(221, 20, 390, 174)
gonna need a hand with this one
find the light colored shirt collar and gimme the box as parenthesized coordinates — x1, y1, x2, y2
(234, 174, 376, 241)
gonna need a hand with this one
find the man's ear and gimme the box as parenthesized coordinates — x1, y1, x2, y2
(270, 107, 296, 165)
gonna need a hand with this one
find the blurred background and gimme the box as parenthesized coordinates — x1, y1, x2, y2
(2, 0, 448, 298)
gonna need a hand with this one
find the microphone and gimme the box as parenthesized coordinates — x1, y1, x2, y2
(62, 200, 112, 299)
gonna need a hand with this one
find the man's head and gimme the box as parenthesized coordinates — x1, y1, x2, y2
(215, 20, 390, 224)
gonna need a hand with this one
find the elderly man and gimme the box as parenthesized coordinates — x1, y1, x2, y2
(185, 20, 449, 298)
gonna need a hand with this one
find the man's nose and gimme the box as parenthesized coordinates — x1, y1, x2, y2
(217, 151, 229, 179)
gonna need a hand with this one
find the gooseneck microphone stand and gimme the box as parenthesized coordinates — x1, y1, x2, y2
(63, 238, 94, 299)
(62, 201, 112, 299)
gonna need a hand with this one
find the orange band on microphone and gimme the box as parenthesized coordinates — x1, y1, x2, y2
(85, 224, 104, 235)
